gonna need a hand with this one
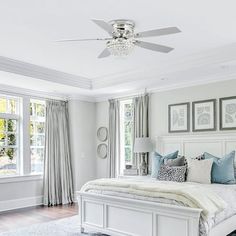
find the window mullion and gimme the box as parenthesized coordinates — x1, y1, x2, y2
(21, 97, 31, 175)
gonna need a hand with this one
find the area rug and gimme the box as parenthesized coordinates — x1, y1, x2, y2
(0, 216, 109, 236)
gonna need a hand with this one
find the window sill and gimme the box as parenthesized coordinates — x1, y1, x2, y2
(0, 174, 43, 184)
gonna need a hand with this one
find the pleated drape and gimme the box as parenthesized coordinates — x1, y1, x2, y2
(133, 94, 150, 168)
(43, 100, 74, 206)
(108, 99, 120, 178)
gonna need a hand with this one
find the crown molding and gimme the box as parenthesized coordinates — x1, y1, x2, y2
(0, 56, 92, 90)
(94, 75, 236, 102)
(0, 83, 97, 102)
(92, 43, 236, 89)
(0, 83, 69, 101)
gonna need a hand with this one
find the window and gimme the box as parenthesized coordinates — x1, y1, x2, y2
(120, 99, 134, 173)
(0, 96, 20, 176)
(30, 99, 46, 174)
(0, 94, 46, 178)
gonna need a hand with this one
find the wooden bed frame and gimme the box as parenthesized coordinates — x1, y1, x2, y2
(78, 134, 236, 236)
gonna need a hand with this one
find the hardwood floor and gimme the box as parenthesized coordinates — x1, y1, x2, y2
(0, 204, 78, 233)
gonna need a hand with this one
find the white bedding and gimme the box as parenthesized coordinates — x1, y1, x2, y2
(81, 178, 236, 236)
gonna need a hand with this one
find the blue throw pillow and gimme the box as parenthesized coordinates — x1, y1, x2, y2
(151, 151, 179, 178)
(204, 151, 236, 184)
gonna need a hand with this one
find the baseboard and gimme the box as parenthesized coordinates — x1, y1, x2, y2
(0, 195, 43, 212)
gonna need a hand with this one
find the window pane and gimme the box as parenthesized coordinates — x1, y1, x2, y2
(36, 135, 45, 146)
(8, 133, 16, 146)
(36, 122, 45, 133)
(30, 122, 35, 135)
(7, 119, 17, 132)
(0, 133, 6, 146)
(0, 119, 6, 133)
(0, 147, 17, 176)
(36, 104, 45, 117)
(31, 148, 44, 173)
(9, 99, 16, 114)
(125, 147, 132, 164)
(0, 98, 7, 113)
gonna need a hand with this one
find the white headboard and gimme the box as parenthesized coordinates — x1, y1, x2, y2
(157, 133, 236, 158)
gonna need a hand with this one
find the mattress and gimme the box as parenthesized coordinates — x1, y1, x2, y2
(82, 177, 236, 236)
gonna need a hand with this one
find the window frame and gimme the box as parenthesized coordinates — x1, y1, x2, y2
(119, 99, 134, 175)
(30, 99, 46, 174)
(0, 93, 46, 181)
(0, 95, 21, 176)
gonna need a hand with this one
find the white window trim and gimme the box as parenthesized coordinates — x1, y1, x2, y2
(0, 174, 43, 184)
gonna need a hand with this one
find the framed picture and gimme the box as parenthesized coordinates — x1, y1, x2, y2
(168, 103, 190, 133)
(192, 99, 216, 132)
(220, 96, 236, 130)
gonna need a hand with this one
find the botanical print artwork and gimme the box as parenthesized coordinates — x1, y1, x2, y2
(197, 106, 211, 125)
(173, 107, 185, 127)
(193, 100, 216, 131)
(220, 97, 236, 130)
(169, 103, 189, 133)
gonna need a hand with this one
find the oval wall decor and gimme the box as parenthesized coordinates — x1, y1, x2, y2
(97, 127, 108, 142)
(97, 143, 108, 159)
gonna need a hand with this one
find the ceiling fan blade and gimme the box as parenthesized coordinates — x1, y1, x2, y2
(56, 38, 112, 42)
(135, 27, 181, 38)
(136, 41, 174, 53)
(92, 19, 113, 35)
(98, 48, 111, 58)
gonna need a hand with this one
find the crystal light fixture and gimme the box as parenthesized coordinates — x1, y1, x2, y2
(106, 38, 135, 56)
(106, 20, 136, 56)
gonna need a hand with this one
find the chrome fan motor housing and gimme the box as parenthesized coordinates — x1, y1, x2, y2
(109, 19, 135, 39)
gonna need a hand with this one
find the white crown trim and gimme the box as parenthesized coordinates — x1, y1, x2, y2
(0, 56, 92, 90)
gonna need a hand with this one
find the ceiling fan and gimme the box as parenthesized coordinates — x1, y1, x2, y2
(57, 19, 181, 58)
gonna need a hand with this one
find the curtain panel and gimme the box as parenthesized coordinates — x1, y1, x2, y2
(43, 100, 74, 206)
(108, 99, 120, 178)
(133, 93, 150, 168)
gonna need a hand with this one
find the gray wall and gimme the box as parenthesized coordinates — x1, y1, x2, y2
(95, 79, 236, 177)
(68, 100, 97, 191)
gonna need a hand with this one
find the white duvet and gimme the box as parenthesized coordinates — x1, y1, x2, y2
(81, 178, 226, 219)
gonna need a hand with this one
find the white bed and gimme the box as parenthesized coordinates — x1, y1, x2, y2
(77, 134, 236, 236)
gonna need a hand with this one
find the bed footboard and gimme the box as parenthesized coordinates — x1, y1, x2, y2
(78, 192, 201, 236)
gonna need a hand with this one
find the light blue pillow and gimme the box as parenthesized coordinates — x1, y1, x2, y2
(151, 151, 179, 178)
(204, 151, 236, 184)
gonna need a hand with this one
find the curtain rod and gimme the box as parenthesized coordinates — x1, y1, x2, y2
(111, 90, 149, 101)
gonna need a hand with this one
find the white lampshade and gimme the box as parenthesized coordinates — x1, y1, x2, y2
(133, 137, 153, 153)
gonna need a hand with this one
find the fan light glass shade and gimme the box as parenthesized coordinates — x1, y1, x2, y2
(106, 38, 135, 56)
(133, 137, 153, 153)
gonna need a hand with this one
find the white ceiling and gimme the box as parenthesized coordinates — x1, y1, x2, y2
(0, 0, 236, 101)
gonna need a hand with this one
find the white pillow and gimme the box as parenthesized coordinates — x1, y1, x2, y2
(187, 158, 213, 184)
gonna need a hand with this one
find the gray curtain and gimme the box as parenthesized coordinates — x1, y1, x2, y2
(43, 100, 74, 206)
(133, 94, 150, 168)
(108, 99, 120, 178)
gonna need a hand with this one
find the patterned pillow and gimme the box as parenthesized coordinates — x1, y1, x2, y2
(157, 165, 187, 182)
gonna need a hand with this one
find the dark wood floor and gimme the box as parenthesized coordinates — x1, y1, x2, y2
(0, 204, 78, 233)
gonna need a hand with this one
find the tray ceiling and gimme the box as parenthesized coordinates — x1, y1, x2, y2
(0, 0, 235, 101)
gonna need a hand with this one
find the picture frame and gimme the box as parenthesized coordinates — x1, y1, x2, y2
(168, 102, 190, 133)
(220, 96, 236, 130)
(192, 99, 216, 132)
